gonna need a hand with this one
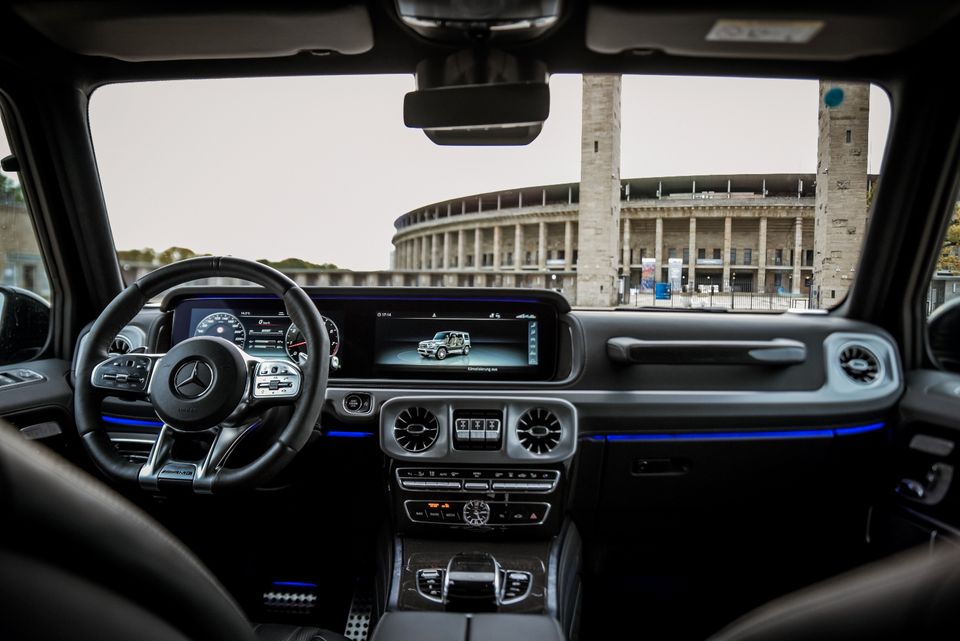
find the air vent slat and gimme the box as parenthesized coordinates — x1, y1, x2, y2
(517, 407, 562, 454)
(394, 407, 440, 453)
(839, 344, 881, 385)
(109, 335, 132, 355)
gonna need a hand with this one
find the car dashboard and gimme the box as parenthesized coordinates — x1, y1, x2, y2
(83, 286, 904, 631)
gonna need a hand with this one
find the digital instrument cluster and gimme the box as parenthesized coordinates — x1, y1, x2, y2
(185, 308, 342, 368)
(168, 291, 562, 381)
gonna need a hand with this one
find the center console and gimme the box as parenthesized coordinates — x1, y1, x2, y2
(378, 395, 580, 632)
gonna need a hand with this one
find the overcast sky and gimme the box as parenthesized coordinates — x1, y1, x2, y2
(85, 75, 890, 271)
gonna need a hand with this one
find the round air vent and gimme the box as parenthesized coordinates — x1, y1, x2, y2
(516, 408, 562, 454)
(839, 344, 881, 384)
(394, 407, 440, 452)
(109, 335, 132, 355)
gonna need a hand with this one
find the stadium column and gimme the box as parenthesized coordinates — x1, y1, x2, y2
(758, 217, 768, 293)
(420, 235, 428, 270)
(431, 234, 439, 270)
(621, 216, 631, 271)
(564, 220, 574, 270)
(575, 74, 622, 306)
(514, 224, 524, 271)
(493, 225, 502, 270)
(538, 221, 547, 270)
(474, 227, 482, 269)
(722, 216, 732, 292)
(458, 229, 466, 270)
(442, 231, 451, 270)
(688, 217, 697, 292)
(654, 217, 663, 282)
(792, 216, 803, 294)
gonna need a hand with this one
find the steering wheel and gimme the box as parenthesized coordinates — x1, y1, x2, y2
(73, 256, 329, 493)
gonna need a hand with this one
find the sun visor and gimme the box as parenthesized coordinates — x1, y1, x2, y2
(13, 2, 374, 61)
(585, 4, 959, 60)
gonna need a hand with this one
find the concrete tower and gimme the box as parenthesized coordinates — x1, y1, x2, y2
(813, 82, 870, 307)
(576, 75, 622, 307)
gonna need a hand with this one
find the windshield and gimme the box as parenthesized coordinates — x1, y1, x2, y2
(90, 74, 890, 310)
(433, 332, 449, 341)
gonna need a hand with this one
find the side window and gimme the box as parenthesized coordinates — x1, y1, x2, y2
(0, 112, 52, 365)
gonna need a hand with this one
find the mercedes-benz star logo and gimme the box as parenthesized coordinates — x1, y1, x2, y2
(173, 360, 213, 399)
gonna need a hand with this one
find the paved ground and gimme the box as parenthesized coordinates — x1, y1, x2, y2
(376, 344, 530, 367)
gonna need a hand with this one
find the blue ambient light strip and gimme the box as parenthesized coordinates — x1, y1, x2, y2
(101, 415, 164, 428)
(324, 430, 376, 438)
(586, 422, 886, 442)
(271, 581, 318, 588)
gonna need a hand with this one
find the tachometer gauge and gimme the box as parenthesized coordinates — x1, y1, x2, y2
(285, 316, 340, 365)
(194, 312, 246, 348)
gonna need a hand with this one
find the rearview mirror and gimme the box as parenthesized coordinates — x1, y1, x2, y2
(404, 82, 550, 145)
(405, 49, 550, 145)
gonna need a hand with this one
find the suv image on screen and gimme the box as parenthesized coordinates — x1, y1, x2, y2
(417, 331, 471, 360)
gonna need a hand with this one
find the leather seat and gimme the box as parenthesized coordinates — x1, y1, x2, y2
(709, 542, 960, 640)
(0, 422, 348, 641)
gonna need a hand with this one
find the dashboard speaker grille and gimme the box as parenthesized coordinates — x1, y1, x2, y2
(517, 408, 562, 454)
(394, 407, 440, 452)
(839, 344, 881, 384)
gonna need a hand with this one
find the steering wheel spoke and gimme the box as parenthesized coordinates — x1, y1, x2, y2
(91, 352, 164, 400)
(193, 421, 262, 493)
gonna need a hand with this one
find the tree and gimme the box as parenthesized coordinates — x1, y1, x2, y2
(0, 174, 23, 203)
(937, 204, 960, 274)
(258, 258, 339, 271)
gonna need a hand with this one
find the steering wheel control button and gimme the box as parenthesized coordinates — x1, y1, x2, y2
(452, 410, 503, 450)
(92, 355, 153, 392)
(342, 392, 372, 414)
(253, 360, 302, 399)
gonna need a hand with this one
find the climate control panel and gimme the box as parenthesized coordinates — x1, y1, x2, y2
(405, 500, 551, 527)
(397, 468, 560, 494)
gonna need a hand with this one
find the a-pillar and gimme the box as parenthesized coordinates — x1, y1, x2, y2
(792, 216, 803, 294)
(688, 217, 697, 292)
(722, 217, 732, 291)
(492, 226, 502, 270)
(758, 217, 768, 293)
(537, 221, 547, 270)
(575, 74, 622, 307)
(457, 229, 466, 270)
(514, 224, 524, 271)
(564, 220, 574, 270)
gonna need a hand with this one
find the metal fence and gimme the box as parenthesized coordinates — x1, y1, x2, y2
(624, 290, 813, 311)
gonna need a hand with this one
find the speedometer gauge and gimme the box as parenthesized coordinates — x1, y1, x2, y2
(194, 312, 246, 348)
(285, 316, 340, 364)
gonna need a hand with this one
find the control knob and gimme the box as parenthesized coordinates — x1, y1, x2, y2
(462, 500, 491, 526)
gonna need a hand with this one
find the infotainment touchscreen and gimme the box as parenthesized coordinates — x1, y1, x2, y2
(374, 310, 540, 374)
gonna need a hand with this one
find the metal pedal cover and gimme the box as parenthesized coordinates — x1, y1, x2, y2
(344, 578, 374, 641)
(263, 582, 318, 615)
